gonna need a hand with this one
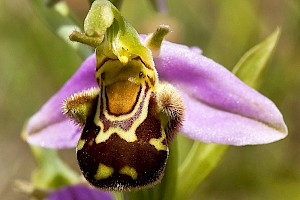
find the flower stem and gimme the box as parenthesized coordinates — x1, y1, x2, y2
(157, 136, 179, 200)
(175, 142, 228, 200)
(113, 192, 124, 200)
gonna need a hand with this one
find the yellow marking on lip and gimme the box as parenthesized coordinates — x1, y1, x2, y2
(119, 166, 138, 180)
(95, 125, 138, 143)
(94, 163, 114, 180)
(94, 82, 152, 144)
(76, 139, 86, 151)
(149, 128, 167, 151)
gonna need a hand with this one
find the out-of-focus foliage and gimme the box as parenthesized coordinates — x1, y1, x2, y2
(1, 0, 300, 199)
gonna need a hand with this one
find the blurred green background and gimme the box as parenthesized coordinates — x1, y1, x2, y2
(1, 0, 300, 199)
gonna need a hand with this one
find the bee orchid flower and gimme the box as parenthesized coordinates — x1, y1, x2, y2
(22, 0, 287, 192)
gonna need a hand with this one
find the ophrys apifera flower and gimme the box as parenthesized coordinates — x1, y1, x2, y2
(23, 0, 287, 192)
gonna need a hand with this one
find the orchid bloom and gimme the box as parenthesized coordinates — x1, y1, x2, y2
(23, 0, 287, 193)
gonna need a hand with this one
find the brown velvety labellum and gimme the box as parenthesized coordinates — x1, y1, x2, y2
(77, 87, 168, 191)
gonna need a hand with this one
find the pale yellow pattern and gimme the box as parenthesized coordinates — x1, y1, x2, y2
(94, 163, 114, 180)
(95, 125, 138, 143)
(149, 128, 167, 151)
(76, 139, 86, 151)
(94, 82, 152, 144)
(119, 166, 138, 180)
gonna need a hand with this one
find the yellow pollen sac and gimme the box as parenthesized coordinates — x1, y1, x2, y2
(119, 55, 129, 64)
(94, 163, 114, 180)
(119, 166, 138, 180)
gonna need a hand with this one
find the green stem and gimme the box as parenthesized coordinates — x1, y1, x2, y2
(113, 192, 124, 200)
(158, 137, 179, 200)
(30, 0, 93, 59)
(126, 190, 150, 200)
(175, 142, 228, 200)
